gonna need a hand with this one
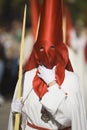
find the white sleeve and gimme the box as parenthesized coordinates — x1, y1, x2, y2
(8, 111, 14, 130)
(8, 82, 18, 130)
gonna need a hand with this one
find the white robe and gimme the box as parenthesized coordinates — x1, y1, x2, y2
(8, 68, 87, 130)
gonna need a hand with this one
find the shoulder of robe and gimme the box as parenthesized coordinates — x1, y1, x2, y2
(64, 70, 80, 93)
(22, 68, 37, 98)
(24, 68, 37, 79)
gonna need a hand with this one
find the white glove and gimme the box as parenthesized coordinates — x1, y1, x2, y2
(11, 97, 23, 113)
(38, 65, 56, 85)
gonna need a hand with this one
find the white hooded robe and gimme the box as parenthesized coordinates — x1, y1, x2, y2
(8, 68, 87, 130)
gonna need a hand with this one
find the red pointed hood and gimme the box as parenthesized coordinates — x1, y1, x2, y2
(23, 0, 73, 98)
(24, 0, 73, 72)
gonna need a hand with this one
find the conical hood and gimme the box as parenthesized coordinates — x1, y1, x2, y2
(37, 0, 63, 44)
(24, 0, 73, 72)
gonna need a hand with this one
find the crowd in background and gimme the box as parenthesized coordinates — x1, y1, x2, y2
(0, 20, 34, 104)
(0, 21, 22, 103)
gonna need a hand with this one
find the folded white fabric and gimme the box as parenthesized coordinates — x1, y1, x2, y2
(11, 97, 23, 113)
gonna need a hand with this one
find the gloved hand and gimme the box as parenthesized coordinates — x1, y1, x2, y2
(11, 97, 23, 113)
(38, 65, 56, 85)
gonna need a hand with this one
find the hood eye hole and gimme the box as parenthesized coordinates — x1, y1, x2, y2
(40, 47, 44, 52)
(50, 45, 55, 49)
(39, 45, 55, 52)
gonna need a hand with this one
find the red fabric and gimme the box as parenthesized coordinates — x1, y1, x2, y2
(37, 0, 63, 44)
(30, 0, 41, 41)
(24, 0, 64, 71)
(24, 42, 73, 98)
(33, 66, 65, 99)
(27, 121, 71, 130)
(23, 0, 73, 99)
(33, 71, 48, 98)
(27, 121, 51, 130)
